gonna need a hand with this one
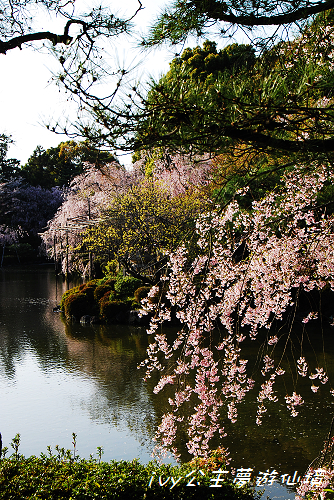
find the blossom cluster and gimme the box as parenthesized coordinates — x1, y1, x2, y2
(41, 163, 135, 276)
(141, 162, 334, 458)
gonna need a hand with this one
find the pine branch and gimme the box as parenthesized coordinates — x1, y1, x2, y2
(196, 0, 334, 26)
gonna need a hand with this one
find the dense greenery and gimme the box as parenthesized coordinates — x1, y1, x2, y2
(80, 179, 208, 283)
(137, 14, 334, 157)
(60, 275, 148, 323)
(158, 40, 255, 83)
(0, 444, 257, 500)
(21, 141, 116, 188)
(0, 134, 20, 181)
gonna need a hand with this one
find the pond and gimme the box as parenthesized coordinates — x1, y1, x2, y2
(0, 265, 333, 498)
(0, 265, 159, 463)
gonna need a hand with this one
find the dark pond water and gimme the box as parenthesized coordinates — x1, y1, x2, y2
(0, 265, 333, 498)
(0, 265, 160, 463)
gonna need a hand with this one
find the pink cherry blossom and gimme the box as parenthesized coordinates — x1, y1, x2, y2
(140, 161, 334, 458)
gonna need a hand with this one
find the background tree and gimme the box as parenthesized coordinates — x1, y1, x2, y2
(41, 162, 137, 277)
(0, 134, 20, 181)
(0, 178, 64, 262)
(21, 140, 115, 188)
(82, 177, 209, 283)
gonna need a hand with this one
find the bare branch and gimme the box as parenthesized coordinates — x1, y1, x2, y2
(0, 30, 72, 54)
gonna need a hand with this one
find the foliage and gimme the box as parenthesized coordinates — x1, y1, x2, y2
(81, 178, 208, 283)
(104, 259, 119, 277)
(0, 436, 255, 500)
(58, 141, 116, 168)
(0, 134, 20, 181)
(41, 163, 136, 277)
(114, 276, 143, 297)
(164, 41, 255, 82)
(21, 141, 115, 188)
(207, 147, 294, 210)
(139, 161, 334, 459)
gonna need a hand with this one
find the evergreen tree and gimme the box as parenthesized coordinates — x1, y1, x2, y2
(21, 141, 115, 188)
(0, 134, 20, 181)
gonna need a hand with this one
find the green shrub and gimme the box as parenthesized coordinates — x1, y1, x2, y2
(63, 292, 92, 320)
(60, 281, 97, 315)
(100, 299, 130, 322)
(60, 285, 82, 311)
(94, 284, 114, 303)
(60, 277, 149, 323)
(104, 259, 119, 277)
(114, 276, 143, 297)
(79, 283, 97, 301)
(0, 450, 257, 500)
(99, 291, 115, 314)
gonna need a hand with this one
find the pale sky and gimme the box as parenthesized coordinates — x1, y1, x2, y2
(0, 0, 174, 167)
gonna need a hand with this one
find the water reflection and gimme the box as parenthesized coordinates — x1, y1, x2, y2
(0, 266, 163, 462)
(0, 266, 333, 496)
(59, 323, 157, 445)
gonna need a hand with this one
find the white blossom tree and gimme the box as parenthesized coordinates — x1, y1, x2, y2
(41, 162, 139, 276)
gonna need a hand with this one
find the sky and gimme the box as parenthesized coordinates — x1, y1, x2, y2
(0, 0, 176, 167)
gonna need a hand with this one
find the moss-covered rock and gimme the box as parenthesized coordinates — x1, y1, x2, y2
(60, 277, 151, 324)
